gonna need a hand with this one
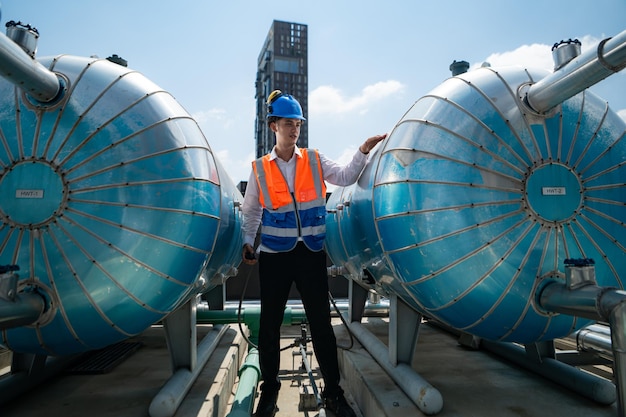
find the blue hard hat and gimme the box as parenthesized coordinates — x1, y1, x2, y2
(266, 90, 306, 120)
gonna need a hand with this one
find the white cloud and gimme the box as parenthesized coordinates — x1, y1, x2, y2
(478, 43, 553, 71)
(214, 148, 255, 186)
(334, 146, 360, 165)
(192, 108, 237, 132)
(475, 36, 626, 123)
(323, 146, 360, 193)
(192, 108, 227, 123)
(309, 80, 405, 117)
(477, 35, 603, 72)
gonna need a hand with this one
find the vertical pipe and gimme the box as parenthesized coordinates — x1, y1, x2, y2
(610, 301, 626, 417)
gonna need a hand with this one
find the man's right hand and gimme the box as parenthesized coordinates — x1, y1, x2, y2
(242, 243, 257, 265)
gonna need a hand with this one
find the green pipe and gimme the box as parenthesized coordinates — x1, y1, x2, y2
(225, 348, 261, 417)
(197, 307, 309, 416)
(197, 307, 308, 346)
(196, 306, 308, 325)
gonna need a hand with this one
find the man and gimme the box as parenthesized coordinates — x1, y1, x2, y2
(242, 90, 386, 417)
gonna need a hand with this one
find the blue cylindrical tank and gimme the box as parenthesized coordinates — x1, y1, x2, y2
(0, 55, 243, 355)
(326, 65, 626, 344)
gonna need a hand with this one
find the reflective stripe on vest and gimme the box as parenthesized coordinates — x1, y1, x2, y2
(253, 149, 327, 252)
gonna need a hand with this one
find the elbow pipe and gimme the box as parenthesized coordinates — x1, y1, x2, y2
(526, 29, 626, 113)
(0, 30, 61, 103)
(539, 281, 626, 412)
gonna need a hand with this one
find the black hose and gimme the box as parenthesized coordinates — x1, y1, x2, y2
(328, 291, 354, 350)
(236, 263, 356, 352)
(237, 264, 259, 349)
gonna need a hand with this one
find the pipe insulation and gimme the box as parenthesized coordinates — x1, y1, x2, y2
(345, 318, 443, 415)
(148, 324, 228, 417)
(526, 29, 626, 113)
(0, 30, 60, 102)
(480, 340, 616, 405)
(226, 348, 261, 417)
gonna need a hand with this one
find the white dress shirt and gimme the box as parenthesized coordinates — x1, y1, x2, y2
(242, 146, 369, 250)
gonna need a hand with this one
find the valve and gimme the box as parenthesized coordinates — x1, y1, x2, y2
(564, 258, 596, 289)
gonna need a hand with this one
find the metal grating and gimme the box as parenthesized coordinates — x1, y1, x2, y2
(67, 341, 142, 374)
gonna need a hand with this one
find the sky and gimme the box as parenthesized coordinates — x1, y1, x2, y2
(2, 1, 625, 186)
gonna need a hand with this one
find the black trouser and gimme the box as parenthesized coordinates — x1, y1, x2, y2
(257, 242, 342, 397)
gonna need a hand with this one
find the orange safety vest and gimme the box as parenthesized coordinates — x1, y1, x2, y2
(253, 149, 327, 252)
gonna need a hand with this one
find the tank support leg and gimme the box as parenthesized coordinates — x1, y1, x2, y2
(346, 280, 443, 414)
(0, 352, 76, 405)
(347, 279, 368, 323)
(389, 294, 422, 366)
(149, 298, 228, 417)
(163, 298, 198, 372)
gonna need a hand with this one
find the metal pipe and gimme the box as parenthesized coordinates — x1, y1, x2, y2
(299, 341, 325, 415)
(526, 29, 626, 113)
(573, 325, 612, 357)
(197, 306, 308, 326)
(538, 282, 611, 321)
(0, 293, 45, 329)
(226, 348, 261, 417)
(539, 281, 626, 323)
(539, 279, 626, 415)
(0, 30, 60, 102)
(148, 324, 228, 417)
(586, 323, 611, 335)
(0, 271, 46, 329)
(220, 298, 391, 317)
(345, 318, 443, 415)
(610, 299, 626, 416)
(480, 339, 616, 405)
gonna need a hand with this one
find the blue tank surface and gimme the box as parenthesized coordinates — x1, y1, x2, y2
(326, 64, 626, 344)
(0, 54, 244, 355)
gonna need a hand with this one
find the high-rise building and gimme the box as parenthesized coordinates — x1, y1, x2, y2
(255, 20, 308, 158)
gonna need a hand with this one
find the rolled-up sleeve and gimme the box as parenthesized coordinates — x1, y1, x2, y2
(242, 169, 263, 247)
(319, 149, 368, 186)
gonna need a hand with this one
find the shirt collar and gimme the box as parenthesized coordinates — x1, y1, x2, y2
(269, 146, 302, 161)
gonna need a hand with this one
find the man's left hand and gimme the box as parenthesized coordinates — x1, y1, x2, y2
(359, 133, 387, 154)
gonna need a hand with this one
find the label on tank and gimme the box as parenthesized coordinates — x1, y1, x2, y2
(541, 187, 566, 195)
(15, 189, 45, 198)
